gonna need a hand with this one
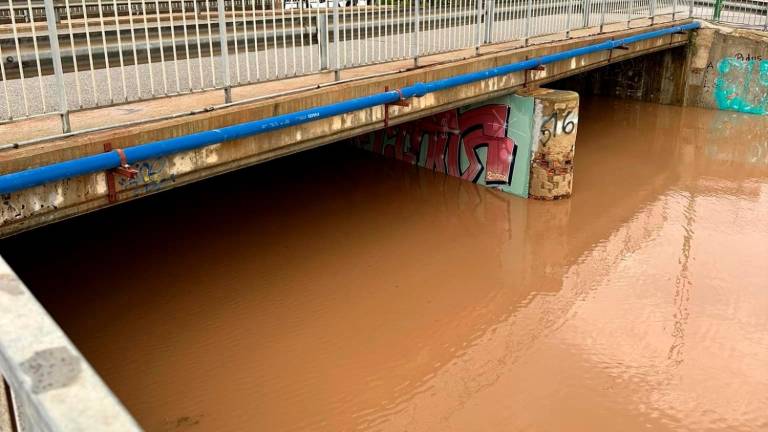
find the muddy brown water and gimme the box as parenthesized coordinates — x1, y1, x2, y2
(2, 97, 767, 432)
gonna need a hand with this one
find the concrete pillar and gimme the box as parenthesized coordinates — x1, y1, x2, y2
(529, 89, 579, 200)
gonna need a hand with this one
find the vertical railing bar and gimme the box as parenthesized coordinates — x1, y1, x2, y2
(127, 0, 142, 96)
(140, 0, 155, 95)
(0, 28, 11, 120)
(290, 5, 296, 75)
(168, 0, 181, 93)
(599, 0, 605, 31)
(333, 0, 340, 78)
(241, 0, 251, 83)
(192, 0, 204, 88)
(413, 0, 420, 64)
(44, 0, 70, 131)
(299, 2, 306, 72)
(524, 0, 531, 44)
(230, 0, 240, 84)
(95, 0, 114, 102)
(63, 0, 83, 108)
(280, 1, 288, 76)
(341, 1, 347, 67)
(217, 0, 231, 101)
(250, 0, 260, 80)
(475, 0, 482, 53)
(111, 0, 129, 100)
(26, 0, 47, 111)
(154, 0, 168, 94)
(205, 0, 216, 87)
(271, 0, 279, 77)
(306, 1, 314, 73)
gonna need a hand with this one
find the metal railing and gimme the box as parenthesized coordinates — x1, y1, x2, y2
(692, 0, 768, 28)
(0, 0, 700, 134)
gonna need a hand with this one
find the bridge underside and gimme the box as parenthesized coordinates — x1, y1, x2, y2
(0, 20, 693, 238)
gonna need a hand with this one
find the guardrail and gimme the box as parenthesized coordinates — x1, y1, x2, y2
(0, 0, 724, 136)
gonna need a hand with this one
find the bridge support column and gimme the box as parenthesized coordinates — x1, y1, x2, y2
(528, 90, 579, 200)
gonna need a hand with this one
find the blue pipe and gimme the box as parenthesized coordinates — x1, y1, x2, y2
(0, 22, 699, 195)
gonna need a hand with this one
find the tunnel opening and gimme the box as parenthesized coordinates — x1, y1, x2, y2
(547, 45, 689, 105)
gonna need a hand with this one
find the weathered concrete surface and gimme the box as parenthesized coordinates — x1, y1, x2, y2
(528, 89, 579, 200)
(548, 45, 689, 105)
(0, 378, 12, 432)
(0, 20, 693, 238)
(0, 257, 140, 431)
(684, 23, 768, 113)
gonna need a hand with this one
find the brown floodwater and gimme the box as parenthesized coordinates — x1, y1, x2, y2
(1, 96, 767, 432)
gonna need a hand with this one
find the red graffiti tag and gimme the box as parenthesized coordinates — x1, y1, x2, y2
(372, 105, 516, 186)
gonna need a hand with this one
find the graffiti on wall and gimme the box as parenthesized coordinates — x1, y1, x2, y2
(359, 95, 535, 197)
(714, 58, 768, 115)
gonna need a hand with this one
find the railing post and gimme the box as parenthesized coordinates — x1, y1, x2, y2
(764, 1, 768, 30)
(566, 0, 573, 37)
(217, 0, 232, 103)
(672, 0, 677, 20)
(332, 0, 340, 80)
(599, 0, 605, 32)
(414, 0, 420, 66)
(650, 0, 656, 23)
(524, 0, 532, 45)
(484, 0, 494, 44)
(43, 0, 70, 133)
(627, 0, 633, 27)
(318, 12, 329, 69)
(712, 0, 722, 20)
(688, 0, 694, 18)
(582, 0, 590, 28)
(475, 0, 483, 55)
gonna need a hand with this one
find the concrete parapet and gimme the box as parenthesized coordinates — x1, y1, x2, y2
(528, 89, 579, 200)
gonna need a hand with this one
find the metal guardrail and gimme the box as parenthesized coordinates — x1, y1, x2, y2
(0, 0, 706, 133)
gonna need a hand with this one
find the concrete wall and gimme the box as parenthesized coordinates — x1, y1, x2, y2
(356, 93, 536, 197)
(685, 23, 768, 114)
(358, 89, 580, 199)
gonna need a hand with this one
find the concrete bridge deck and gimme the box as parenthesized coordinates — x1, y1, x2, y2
(0, 18, 694, 238)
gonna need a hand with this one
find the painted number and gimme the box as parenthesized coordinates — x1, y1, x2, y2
(540, 110, 576, 145)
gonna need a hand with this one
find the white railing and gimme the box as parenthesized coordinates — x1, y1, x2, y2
(0, 0, 701, 133)
(692, 0, 768, 28)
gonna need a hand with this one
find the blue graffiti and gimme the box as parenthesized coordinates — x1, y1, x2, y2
(714, 58, 768, 115)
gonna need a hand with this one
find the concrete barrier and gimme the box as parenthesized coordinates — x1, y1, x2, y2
(0, 256, 140, 431)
